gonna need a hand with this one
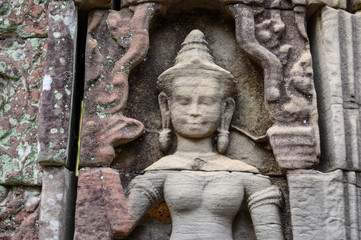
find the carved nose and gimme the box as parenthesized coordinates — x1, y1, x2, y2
(189, 103, 200, 117)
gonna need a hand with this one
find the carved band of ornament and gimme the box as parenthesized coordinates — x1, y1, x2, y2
(247, 186, 282, 211)
(137, 187, 162, 207)
(128, 178, 164, 206)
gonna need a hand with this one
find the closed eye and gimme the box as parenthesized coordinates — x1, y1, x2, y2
(174, 96, 191, 105)
(198, 96, 216, 105)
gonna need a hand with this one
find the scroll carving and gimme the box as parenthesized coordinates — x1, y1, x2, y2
(228, 3, 319, 169)
(80, 3, 159, 167)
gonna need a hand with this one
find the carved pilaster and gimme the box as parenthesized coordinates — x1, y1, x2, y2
(228, 3, 320, 170)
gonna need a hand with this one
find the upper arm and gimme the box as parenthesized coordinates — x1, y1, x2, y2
(127, 171, 166, 218)
(243, 173, 282, 211)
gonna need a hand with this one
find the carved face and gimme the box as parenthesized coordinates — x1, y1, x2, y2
(169, 76, 223, 138)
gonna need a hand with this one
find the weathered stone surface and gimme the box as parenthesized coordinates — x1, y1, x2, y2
(75, 169, 172, 239)
(37, 1, 77, 167)
(310, 6, 361, 172)
(74, 0, 112, 10)
(39, 167, 75, 240)
(0, 37, 47, 185)
(84, 30, 282, 240)
(77, 2, 319, 239)
(350, 0, 361, 11)
(293, 0, 346, 9)
(268, 126, 318, 169)
(344, 171, 361, 240)
(0, 186, 41, 240)
(82, 2, 319, 174)
(80, 4, 165, 167)
(288, 170, 361, 240)
(74, 0, 112, 11)
(0, 0, 49, 38)
(121, 0, 294, 10)
(114, 9, 282, 175)
(82, 0, 320, 174)
(228, 4, 320, 170)
(74, 167, 134, 240)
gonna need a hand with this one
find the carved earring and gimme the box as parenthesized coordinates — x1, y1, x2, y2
(158, 92, 171, 152)
(159, 128, 171, 152)
(217, 130, 229, 154)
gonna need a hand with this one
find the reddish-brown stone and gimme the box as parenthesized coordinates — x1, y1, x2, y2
(74, 0, 112, 10)
(80, 4, 161, 167)
(75, 168, 137, 239)
(0, 37, 47, 185)
(0, 186, 41, 240)
(74, 168, 114, 240)
(0, 0, 49, 38)
(37, 1, 77, 167)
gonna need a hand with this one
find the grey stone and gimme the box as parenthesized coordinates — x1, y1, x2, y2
(292, 0, 346, 9)
(229, 4, 320, 170)
(288, 170, 361, 240)
(310, 6, 361, 172)
(39, 167, 75, 240)
(76, 29, 284, 240)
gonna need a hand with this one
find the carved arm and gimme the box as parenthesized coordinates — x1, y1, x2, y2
(109, 171, 165, 238)
(245, 174, 283, 240)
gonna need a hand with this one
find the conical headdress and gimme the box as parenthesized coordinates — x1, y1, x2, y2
(157, 29, 235, 96)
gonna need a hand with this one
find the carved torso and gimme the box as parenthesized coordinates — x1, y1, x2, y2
(128, 155, 278, 240)
(165, 171, 244, 240)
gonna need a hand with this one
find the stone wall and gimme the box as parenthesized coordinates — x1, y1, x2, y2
(0, 0, 48, 239)
(0, 0, 360, 239)
(0, 0, 76, 239)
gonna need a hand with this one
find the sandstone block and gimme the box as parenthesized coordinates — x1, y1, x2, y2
(0, 186, 41, 239)
(74, 0, 111, 10)
(288, 170, 361, 240)
(310, 6, 361, 171)
(74, 168, 124, 240)
(0, 0, 49, 38)
(37, 1, 77, 167)
(0, 37, 47, 185)
(39, 167, 75, 240)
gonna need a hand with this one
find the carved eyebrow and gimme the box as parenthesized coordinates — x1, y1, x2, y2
(198, 96, 217, 103)
(173, 95, 191, 103)
(173, 95, 190, 99)
(199, 95, 217, 100)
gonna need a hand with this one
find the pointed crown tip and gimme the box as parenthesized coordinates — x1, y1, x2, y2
(183, 29, 205, 44)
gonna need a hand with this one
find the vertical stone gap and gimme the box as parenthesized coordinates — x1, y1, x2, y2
(68, 10, 87, 172)
(67, 9, 88, 239)
(112, 0, 121, 10)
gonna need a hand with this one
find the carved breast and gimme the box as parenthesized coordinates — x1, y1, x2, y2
(164, 171, 244, 217)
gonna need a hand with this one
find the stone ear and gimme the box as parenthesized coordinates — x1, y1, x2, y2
(217, 97, 235, 153)
(158, 92, 171, 152)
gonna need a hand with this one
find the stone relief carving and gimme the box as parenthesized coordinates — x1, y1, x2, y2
(228, 4, 319, 169)
(105, 30, 283, 240)
(76, 1, 321, 239)
(80, 3, 160, 167)
(79, 0, 320, 171)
